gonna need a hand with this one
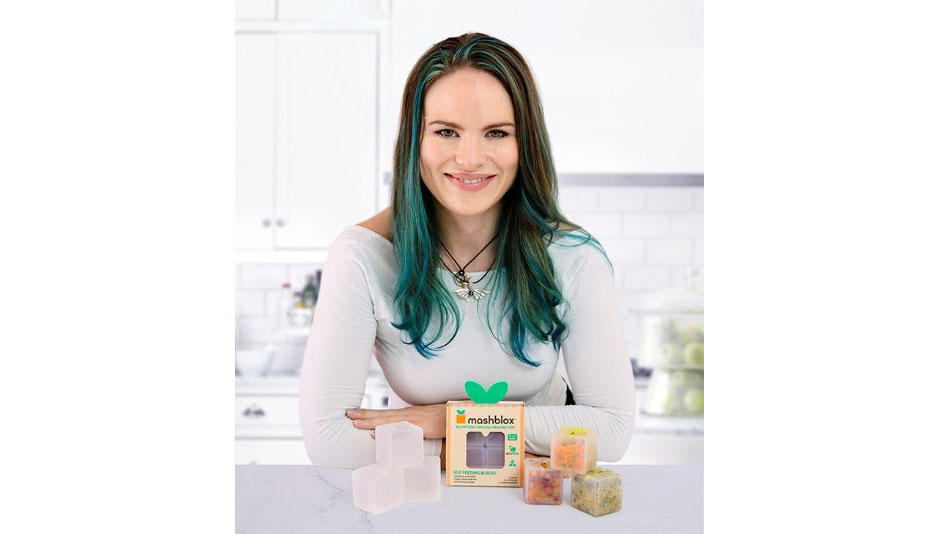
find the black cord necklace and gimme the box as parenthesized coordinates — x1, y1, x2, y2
(439, 230, 499, 301)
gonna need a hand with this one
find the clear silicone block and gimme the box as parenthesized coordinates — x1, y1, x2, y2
(352, 463, 404, 514)
(402, 456, 441, 502)
(550, 426, 598, 475)
(375, 421, 423, 467)
(523, 458, 562, 505)
(571, 468, 623, 517)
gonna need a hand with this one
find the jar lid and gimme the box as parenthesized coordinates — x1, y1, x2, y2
(637, 267, 703, 312)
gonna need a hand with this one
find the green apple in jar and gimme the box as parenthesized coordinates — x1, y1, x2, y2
(683, 389, 704, 413)
(679, 325, 704, 344)
(683, 342, 704, 366)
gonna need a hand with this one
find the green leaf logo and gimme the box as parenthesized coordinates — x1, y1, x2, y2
(456, 409, 465, 415)
(464, 381, 509, 404)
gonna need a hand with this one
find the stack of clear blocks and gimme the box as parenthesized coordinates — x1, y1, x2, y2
(351, 421, 441, 514)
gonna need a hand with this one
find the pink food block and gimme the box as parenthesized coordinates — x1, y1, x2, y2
(523, 458, 563, 505)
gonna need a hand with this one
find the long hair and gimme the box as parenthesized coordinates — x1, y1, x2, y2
(389, 32, 612, 367)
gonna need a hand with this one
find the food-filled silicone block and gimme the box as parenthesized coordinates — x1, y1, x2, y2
(523, 458, 562, 505)
(483, 445, 505, 468)
(402, 456, 441, 502)
(466, 431, 485, 447)
(466, 445, 486, 468)
(571, 468, 622, 517)
(375, 421, 423, 467)
(484, 431, 505, 447)
(550, 426, 598, 475)
(352, 463, 404, 514)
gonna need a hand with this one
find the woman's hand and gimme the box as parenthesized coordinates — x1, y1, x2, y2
(346, 404, 447, 439)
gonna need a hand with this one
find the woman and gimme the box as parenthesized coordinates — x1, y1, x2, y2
(299, 32, 635, 469)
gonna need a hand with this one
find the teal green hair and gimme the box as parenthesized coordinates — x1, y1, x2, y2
(389, 32, 613, 367)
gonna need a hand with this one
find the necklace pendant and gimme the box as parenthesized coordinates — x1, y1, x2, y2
(454, 281, 490, 301)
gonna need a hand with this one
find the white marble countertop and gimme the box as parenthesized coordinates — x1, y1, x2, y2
(236, 465, 703, 533)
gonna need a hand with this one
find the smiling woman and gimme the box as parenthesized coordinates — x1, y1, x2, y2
(298, 32, 636, 470)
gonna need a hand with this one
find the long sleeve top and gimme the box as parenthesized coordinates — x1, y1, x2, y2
(298, 224, 635, 469)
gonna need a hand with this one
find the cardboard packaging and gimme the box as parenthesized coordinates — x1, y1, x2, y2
(445, 400, 525, 487)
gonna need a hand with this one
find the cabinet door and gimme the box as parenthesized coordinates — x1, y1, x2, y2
(236, 34, 276, 249)
(275, 33, 378, 249)
(235, 0, 276, 20)
(278, 0, 389, 20)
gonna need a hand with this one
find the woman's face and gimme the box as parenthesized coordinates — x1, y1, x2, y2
(419, 68, 518, 220)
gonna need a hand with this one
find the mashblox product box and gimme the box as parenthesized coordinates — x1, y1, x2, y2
(445, 400, 525, 487)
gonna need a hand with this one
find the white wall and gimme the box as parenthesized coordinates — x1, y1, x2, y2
(385, 0, 703, 173)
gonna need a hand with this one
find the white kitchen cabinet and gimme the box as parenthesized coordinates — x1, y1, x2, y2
(235, 373, 389, 465)
(278, 0, 390, 20)
(236, 33, 276, 250)
(235, 30, 380, 253)
(273, 32, 378, 249)
(235, 0, 276, 20)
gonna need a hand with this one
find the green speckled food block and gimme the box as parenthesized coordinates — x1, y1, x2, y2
(571, 467, 623, 517)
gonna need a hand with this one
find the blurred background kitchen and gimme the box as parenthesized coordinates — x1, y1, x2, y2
(235, 0, 703, 466)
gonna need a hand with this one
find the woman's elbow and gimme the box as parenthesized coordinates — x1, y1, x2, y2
(598, 412, 634, 462)
(303, 437, 344, 469)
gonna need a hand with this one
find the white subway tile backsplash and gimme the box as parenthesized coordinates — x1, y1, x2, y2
(669, 213, 704, 238)
(235, 290, 267, 316)
(595, 187, 645, 211)
(241, 263, 289, 289)
(620, 265, 673, 291)
(289, 263, 321, 295)
(671, 265, 705, 290)
(237, 316, 279, 343)
(266, 290, 288, 325)
(645, 239, 693, 264)
(622, 213, 669, 237)
(598, 238, 645, 263)
(558, 187, 597, 211)
(567, 211, 622, 239)
(646, 189, 693, 212)
(692, 189, 704, 211)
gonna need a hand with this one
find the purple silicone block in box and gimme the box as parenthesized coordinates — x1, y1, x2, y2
(466, 445, 486, 468)
(484, 445, 505, 468)
(484, 431, 505, 447)
(466, 431, 484, 447)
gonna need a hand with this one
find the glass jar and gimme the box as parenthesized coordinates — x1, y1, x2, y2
(642, 369, 704, 416)
(636, 268, 704, 370)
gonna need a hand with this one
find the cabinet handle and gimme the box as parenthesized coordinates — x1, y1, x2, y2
(262, 219, 272, 227)
(276, 219, 285, 227)
(241, 404, 266, 418)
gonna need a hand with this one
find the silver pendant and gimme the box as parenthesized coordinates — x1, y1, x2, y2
(454, 283, 490, 301)
(453, 272, 489, 301)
